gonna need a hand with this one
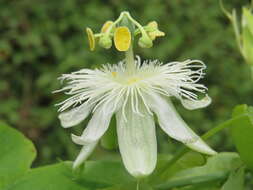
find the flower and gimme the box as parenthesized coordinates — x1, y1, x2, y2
(55, 56, 216, 178)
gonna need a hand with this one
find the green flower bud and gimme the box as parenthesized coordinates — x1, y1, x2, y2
(138, 35, 153, 48)
(99, 35, 112, 49)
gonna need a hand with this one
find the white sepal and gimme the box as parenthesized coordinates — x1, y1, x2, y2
(71, 101, 115, 145)
(73, 141, 98, 169)
(58, 103, 91, 128)
(116, 100, 157, 178)
(181, 95, 211, 110)
(148, 92, 216, 155)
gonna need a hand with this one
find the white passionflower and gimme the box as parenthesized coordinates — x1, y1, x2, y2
(55, 56, 216, 178)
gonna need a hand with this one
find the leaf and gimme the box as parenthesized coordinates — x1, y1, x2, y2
(97, 183, 153, 190)
(230, 105, 253, 170)
(171, 152, 241, 180)
(6, 162, 89, 190)
(78, 160, 135, 187)
(154, 152, 242, 190)
(149, 152, 205, 184)
(6, 160, 135, 190)
(221, 167, 245, 190)
(0, 121, 36, 189)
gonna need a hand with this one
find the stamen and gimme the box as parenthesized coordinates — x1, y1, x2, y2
(112, 72, 117, 77)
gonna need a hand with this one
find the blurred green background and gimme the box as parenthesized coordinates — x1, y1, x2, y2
(0, 0, 252, 167)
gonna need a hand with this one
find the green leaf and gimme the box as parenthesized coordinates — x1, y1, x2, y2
(154, 152, 242, 190)
(221, 167, 245, 190)
(171, 152, 241, 180)
(230, 105, 253, 170)
(6, 160, 135, 190)
(6, 162, 89, 190)
(78, 160, 135, 186)
(0, 121, 36, 189)
(176, 182, 220, 190)
(149, 152, 205, 184)
(98, 182, 153, 190)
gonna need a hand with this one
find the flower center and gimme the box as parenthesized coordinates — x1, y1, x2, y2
(127, 77, 141, 84)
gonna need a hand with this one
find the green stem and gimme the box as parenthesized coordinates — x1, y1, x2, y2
(251, 66, 253, 80)
(125, 45, 135, 73)
(136, 180, 140, 190)
(219, 1, 244, 56)
(125, 12, 149, 38)
(105, 11, 126, 36)
(231, 10, 244, 56)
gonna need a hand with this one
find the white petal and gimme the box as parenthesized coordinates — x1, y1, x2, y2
(73, 141, 98, 169)
(116, 100, 157, 178)
(71, 102, 115, 145)
(181, 95, 211, 110)
(187, 139, 217, 155)
(58, 103, 91, 128)
(148, 93, 216, 155)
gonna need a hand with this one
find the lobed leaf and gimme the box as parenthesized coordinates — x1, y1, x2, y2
(0, 122, 36, 189)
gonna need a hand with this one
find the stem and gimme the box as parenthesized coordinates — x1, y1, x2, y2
(251, 66, 253, 80)
(157, 147, 188, 175)
(125, 45, 135, 74)
(105, 11, 126, 36)
(219, 0, 232, 20)
(125, 12, 150, 38)
(219, 1, 244, 56)
(231, 10, 244, 56)
(136, 180, 140, 190)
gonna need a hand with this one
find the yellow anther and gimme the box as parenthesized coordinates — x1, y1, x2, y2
(86, 27, 95, 51)
(149, 30, 165, 40)
(147, 21, 165, 40)
(114, 26, 131, 51)
(111, 72, 117, 77)
(101, 21, 114, 33)
(147, 21, 158, 28)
